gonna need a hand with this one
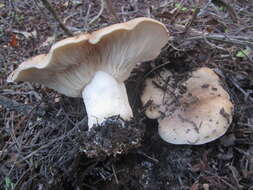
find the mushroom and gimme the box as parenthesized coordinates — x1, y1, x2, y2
(141, 70, 175, 119)
(7, 17, 169, 129)
(141, 67, 234, 145)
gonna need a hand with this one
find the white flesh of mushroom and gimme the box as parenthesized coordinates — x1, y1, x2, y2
(82, 71, 133, 129)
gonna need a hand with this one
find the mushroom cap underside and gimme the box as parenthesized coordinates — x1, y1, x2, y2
(8, 17, 169, 97)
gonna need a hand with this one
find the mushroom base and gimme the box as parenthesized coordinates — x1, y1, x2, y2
(82, 116, 145, 158)
(82, 71, 133, 129)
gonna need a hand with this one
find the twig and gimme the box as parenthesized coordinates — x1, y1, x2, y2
(112, 164, 119, 184)
(213, 0, 238, 23)
(173, 24, 253, 48)
(204, 171, 238, 190)
(104, 0, 120, 22)
(94, 169, 125, 184)
(197, 0, 212, 16)
(143, 61, 171, 79)
(40, 0, 73, 36)
(88, 0, 105, 25)
(0, 95, 45, 116)
(84, 4, 91, 31)
(186, 34, 253, 48)
(183, 6, 200, 34)
(8, 113, 21, 151)
(227, 76, 253, 102)
(235, 25, 253, 35)
(63, 12, 79, 24)
(137, 151, 159, 163)
(13, 169, 30, 190)
(8, 0, 17, 26)
(202, 33, 228, 51)
(16, 125, 78, 164)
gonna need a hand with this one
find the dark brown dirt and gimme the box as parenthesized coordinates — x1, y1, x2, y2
(1, 0, 253, 190)
(82, 116, 145, 158)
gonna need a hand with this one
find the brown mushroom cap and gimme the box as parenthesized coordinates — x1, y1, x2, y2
(142, 67, 234, 145)
(158, 96, 233, 144)
(7, 17, 169, 97)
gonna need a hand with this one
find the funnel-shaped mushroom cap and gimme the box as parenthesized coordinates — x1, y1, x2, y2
(7, 17, 169, 97)
(142, 67, 234, 145)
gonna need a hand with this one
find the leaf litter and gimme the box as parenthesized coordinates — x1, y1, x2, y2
(0, 0, 253, 189)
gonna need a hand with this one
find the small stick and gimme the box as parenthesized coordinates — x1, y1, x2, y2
(137, 151, 159, 163)
(173, 24, 253, 48)
(213, 0, 238, 23)
(40, 0, 73, 36)
(104, 0, 120, 22)
(183, 5, 200, 34)
(186, 34, 253, 48)
(227, 76, 253, 102)
(0, 95, 45, 116)
(202, 33, 228, 51)
(88, 0, 105, 25)
(112, 164, 119, 184)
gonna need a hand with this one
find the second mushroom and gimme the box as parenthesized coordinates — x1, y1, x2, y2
(141, 67, 234, 145)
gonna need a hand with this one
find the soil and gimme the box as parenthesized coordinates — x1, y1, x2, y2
(1, 0, 253, 190)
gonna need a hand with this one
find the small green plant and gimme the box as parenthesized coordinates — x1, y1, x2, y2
(236, 48, 251, 58)
(175, 3, 188, 11)
(16, 15, 25, 22)
(218, 6, 225, 11)
(4, 177, 14, 190)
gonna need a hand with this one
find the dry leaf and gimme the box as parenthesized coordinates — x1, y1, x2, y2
(9, 34, 18, 47)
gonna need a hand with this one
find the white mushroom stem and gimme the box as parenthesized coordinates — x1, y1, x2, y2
(82, 71, 133, 129)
